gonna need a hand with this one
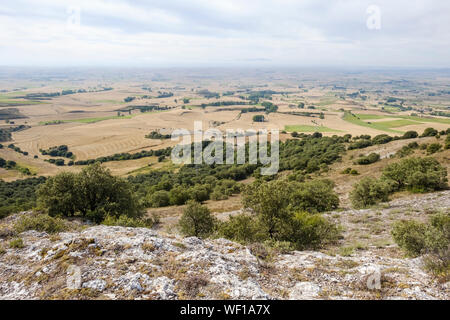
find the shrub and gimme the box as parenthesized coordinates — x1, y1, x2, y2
(169, 185, 190, 205)
(9, 238, 24, 249)
(391, 220, 427, 256)
(290, 179, 339, 213)
(445, 135, 450, 150)
(421, 127, 438, 137)
(179, 201, 216, 238)
(392, 212, 449, 261)
(188, 185, 210, 203)
(217, 213, 264, 243)
(341, 168, 352, 174)
(427, 143, 442, 154)
(372, 134, 393, 145)
(396, 142, 419, 157)
(348, 139, 372, 150)
(350, 177, 391, 208)
(382, 157, 448, 193)
(402, 131, 418, 139)
(354, 153, 380, 165)
(14, 213, 67, 234)
(252, 115, 265, 122)
(281, 212, 341, 249)
(148, 190, 170, 208)
(210, 188, 228, 201)
(241, 179, 341, 249)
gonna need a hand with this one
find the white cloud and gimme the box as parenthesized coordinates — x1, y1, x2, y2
(0, 0, 449, 67)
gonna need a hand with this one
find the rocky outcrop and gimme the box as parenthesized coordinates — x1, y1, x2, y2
(0, 191, 449, 300)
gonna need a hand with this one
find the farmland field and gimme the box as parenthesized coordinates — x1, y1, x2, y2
(0, 68, 449, 182)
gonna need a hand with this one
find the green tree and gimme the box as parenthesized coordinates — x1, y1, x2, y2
(290, 179, 339, 213)
(37, 172, 78, 217)
(252, 115, 265, 122)
(382, 157, 447, 193)
(421, 127, 438, 137)
(179, 200, 216, 238)
(148, 190, 170, 207)
(350, 177, 391, 208)
(242, 180, 293, 239)
(37, 163, 142, 222)
(402, 131, 418, 139)
(169, 185, 190, 205)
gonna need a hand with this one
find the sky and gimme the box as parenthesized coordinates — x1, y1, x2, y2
(0, 0, 449, 68)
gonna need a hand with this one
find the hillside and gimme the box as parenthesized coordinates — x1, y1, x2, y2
(1, 190, 448, 300)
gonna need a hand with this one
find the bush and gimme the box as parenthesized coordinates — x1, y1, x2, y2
(179, 201, 216, 238)
(290, 179, 339, 213)
(396, 142, 419, 158)
(392, 212, 449, 259)
(445, 135, 450, 150)
(348, 139, 372, 150)
(354, 153, 380, 165)
(9, 238, 24, 249)
(240, 179, 341, 249)
(281, 212, 341, 249)
(392, 220, 427, 256)
(252, 115, 265, 122)
(402, 131, 418, 139)
(148, 190, 170, 208)
(37, 163, 143, 222)
(217, 213, 264, 243)
(372, 134, 393, 145)
(14, 213, 67, 234)
(188, 185, 210, 202)
(382, 157, 448, 193)
(169, 185, 190, 205)
(421, 127, 438, 137)
(210, 188, 228, 201)
(427, 143, 442, 154)
(350, 177, 391, 208)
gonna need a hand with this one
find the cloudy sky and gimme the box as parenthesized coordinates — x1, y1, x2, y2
(1, 0, 449, 68)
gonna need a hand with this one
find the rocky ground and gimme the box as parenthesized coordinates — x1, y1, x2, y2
(0, 191, 449, 300)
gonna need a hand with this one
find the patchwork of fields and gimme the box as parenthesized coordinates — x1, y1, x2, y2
(0, 69, 449, 181)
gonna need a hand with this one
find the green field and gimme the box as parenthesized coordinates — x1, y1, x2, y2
(0, 92, 45, 106)
(343, 112, 403, 133)
(284, 125, 341, 133)
(354, 113, 450, 125)
(372, 119, 419, 128)
(345, 112, 450, 133)
(396, 115, 450, 125)
(355, 114, 388, 120)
